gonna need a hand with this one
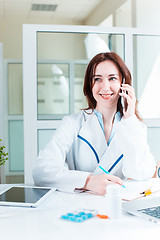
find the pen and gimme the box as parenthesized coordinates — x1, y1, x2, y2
(99, 165, 126, 188)
(140, 189, 152, 196)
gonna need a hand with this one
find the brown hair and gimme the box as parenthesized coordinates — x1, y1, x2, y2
(83, 52, 141, 120)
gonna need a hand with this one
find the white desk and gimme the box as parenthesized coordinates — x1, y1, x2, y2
(0, 182, 160, 240)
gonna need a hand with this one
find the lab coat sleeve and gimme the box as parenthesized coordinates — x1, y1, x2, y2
(95, 115, 156, 180)
(119, 115, 156, 179)
(32, 116, 91, 193)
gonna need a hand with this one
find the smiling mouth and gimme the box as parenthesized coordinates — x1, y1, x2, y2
(99, 93, 114, 99)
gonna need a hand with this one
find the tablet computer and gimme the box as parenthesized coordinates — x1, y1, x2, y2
(0, 186, 56, 208)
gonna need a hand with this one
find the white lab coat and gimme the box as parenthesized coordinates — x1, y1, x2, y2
(32, 110, 156, 193)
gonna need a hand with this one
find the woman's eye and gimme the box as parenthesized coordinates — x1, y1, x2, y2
(109, 77, 117, 81)
(94, 78, 101, 82)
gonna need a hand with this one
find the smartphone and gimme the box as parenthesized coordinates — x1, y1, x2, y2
(121, 78, 126, 110)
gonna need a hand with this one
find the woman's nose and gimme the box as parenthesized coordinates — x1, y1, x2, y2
(101, 79, 110, 89)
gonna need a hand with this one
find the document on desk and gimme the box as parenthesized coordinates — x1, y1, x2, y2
(122, 178, 160, 201)
(75, 178, 160, 200)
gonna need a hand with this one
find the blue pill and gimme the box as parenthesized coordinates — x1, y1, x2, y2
(67, 213, 74, 216)
(79, 212, 85, 215)
(82, 215, 88, 220)
(75, 217, 83, 222)
(61, 215, 69, 219)
(86, 213, 93, 218)
(68, 216, 76, 221)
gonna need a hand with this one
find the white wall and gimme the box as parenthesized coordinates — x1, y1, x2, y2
(85, 0, 126, 25)
(114, 0, 132, 27)
(0, 17, 83, 60)
(136, 0, 160, 28)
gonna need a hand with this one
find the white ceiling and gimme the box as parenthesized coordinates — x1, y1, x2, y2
(0, 0, 103, 22)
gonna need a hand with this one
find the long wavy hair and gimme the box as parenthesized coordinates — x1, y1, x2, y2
(83, 52, 141, 120)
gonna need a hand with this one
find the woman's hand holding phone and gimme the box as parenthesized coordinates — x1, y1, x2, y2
(119, 80, 136, 118)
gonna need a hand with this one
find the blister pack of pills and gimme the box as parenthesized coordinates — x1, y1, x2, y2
(60, 208, 97, 223)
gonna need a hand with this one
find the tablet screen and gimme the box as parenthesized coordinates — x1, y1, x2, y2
(0, 187, 51, 204)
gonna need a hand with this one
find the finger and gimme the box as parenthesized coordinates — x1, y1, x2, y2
(105, 180, 115, 185)
(121, 85, 135, 99)
(105, 180, 124, 188)
(121, 83, 133, 90)
(105, 174, 123, 185)
(119, 91, 136, 104)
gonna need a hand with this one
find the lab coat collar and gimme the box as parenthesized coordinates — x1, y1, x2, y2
(78, 110, 107, 162)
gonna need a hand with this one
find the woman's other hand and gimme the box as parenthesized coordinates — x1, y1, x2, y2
(83, 174, 124, 195)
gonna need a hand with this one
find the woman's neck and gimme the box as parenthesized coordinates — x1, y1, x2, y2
(95, 106, 117, 143)
(95, 106, 117, 124)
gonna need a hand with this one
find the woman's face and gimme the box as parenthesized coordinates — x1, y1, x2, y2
(92, 60, 121, 110)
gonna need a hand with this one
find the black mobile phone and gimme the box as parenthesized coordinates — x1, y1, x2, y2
(121, 78, 126, 110)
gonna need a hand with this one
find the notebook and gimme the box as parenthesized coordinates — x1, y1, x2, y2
(0, 186, 56, 207)
(122, 195, 160, 223)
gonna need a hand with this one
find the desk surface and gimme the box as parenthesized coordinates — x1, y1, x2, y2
(0, 181, 160, 240)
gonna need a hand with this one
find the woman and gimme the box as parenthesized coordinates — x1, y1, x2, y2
(32, 52, 156, 194)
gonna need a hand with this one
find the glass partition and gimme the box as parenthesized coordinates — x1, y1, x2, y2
(37, 129, 55, 154)
(8, 120, 24, 172)
(8, 63, 23, 115)
(37, 63, 69, 117)
(133, 35, 160, 118)
(6, 62, 24, 182)
(74, 63, 88, 112)
(148, 127, 160, 161)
